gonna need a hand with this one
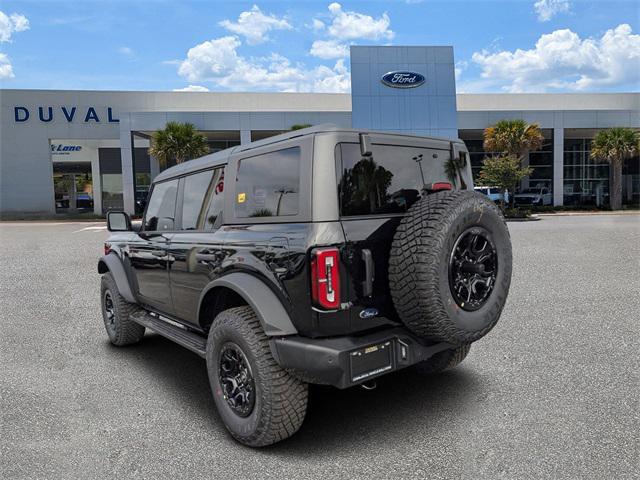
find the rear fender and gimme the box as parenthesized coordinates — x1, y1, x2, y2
(199, 272, 298, 337)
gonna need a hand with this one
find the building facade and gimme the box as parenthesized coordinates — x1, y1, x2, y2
(1, 46, 638, 216)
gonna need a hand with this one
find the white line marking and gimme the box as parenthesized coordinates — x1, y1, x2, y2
(72, 225, 108, 233)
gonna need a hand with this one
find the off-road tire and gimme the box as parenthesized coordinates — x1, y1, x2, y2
(389, 190, 512, 345)
(415, 344, 471, 374)
(206, 306, 308, 447)
(100, 272, 145, 346)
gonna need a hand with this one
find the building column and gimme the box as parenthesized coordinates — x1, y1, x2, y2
(91, 150, 102, 216)
(240, 129, 251, 145)
(149, 154, 160, 181)
(120, 116, 136, 215)
(553, 127, 564, 206)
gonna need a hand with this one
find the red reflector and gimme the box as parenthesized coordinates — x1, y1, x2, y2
(104, 243, 112, 256)
(428, 182, 453, 191)
(311, 248, 340, 309)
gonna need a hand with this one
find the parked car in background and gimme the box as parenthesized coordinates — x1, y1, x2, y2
(474, 186, 508, 204)
(514, 187, 552, 206)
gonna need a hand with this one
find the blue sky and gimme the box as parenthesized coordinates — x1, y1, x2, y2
(0, 0, 638, 93)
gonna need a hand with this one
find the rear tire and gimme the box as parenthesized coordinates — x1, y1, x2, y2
(206, 306, 308, 447)
(415, 344, 471, 374)
(100, 272, 145, 346)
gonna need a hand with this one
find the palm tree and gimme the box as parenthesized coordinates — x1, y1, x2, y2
(148, 122, 209, 170)
(483, 119, 544, 159)
(482, 119, 544, 208)
(590, 127, 640, 210)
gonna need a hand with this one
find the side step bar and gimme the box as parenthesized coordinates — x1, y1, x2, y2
(130, 311, 207, 358)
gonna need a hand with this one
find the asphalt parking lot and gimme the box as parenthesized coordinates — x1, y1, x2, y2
(1, 214, 638, 479)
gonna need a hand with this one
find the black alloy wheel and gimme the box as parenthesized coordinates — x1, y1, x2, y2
(218, 342, 256, 418)
(103, 290, 117, 335)
(448, 227, 498, 311)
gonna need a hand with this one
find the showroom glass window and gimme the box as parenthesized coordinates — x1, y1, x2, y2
(180, 170, 214, 230)
(336, 142, 448, 216)
(235, 147, 300, 218)
(528, 131, 553, 190)
(143, 179, 178, 231)
(203, 168, 225, 230)
(563, 138, 609, 206)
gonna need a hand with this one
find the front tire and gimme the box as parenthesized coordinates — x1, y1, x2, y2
(100, 272, 145, 346)
(206, 306, 308, 447)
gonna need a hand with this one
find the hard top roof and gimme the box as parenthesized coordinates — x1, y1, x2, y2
(153, 124, 464, 183)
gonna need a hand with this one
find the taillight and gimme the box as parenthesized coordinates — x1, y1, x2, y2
(104, 243, 112, 255)
(426, 182, 453, 191)
(310, 248, 340, 309)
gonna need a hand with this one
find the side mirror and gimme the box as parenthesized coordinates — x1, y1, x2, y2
(107, 211, 132, 232)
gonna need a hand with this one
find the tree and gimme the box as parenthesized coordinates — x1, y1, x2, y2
(590, 127, 640, 210)
(483, 119, 544, 159)
(478, 156, 533, 209)
(148, 122, 209, 169)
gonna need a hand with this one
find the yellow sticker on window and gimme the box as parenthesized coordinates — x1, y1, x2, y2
(237, 192, 246, 203)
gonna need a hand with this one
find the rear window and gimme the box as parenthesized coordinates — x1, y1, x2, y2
(235, 147, 300, 218)
(336, 143, 449, 216)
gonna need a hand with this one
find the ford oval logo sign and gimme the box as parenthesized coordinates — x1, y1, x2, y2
(381, 71, 425, 89)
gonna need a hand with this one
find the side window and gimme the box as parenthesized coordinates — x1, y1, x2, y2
(235, 147, 300, 218)
(180, 170, 214, 230)
(143, 179, 178, 231)
(203, 168, 225, 230)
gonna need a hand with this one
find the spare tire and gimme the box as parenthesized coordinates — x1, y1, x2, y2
(389, 190, 512, 345)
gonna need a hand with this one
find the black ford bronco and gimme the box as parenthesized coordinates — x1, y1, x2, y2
(99, 125, 512, 447)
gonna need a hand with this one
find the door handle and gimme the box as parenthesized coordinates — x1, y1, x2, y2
(361, 249, 374, 297)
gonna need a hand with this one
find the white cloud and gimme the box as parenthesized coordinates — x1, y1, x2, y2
(534, 0, 570, 22)
(118, 46, 134, 56)
(0, 11, 29, 43)
(454, 60, 468, 81)
(0, 52, 14, 79)
(471, 24, 640, 92)
(311, 18, 325, 32)
(173, 85, 210, 92)
(310, 39, 349, 60)
(219, 5, 291, 45)
(177, 35, 350, 92)
(324, 3, 393, 41)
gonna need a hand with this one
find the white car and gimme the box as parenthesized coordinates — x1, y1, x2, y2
(514, 187, 552, 206)
(474, 186, 509, 204)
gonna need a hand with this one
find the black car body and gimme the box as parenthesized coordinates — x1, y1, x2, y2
(99, 125, 511, 446)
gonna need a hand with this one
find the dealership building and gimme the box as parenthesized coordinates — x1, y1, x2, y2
(1, 46, 638, 216)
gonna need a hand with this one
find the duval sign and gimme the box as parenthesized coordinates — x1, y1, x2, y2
(381, 71, 426, 89)
(14, 106, 119, 123)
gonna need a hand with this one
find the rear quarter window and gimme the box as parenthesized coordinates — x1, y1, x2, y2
(336, 143, 450, 216)
(235, 147, 301, 218)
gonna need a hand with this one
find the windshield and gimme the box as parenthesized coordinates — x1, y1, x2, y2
(336, 142, 452, 216)
(520, 188, 540, 194)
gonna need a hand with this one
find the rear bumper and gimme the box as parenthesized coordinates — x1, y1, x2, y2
(270, 328, 454, 389)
